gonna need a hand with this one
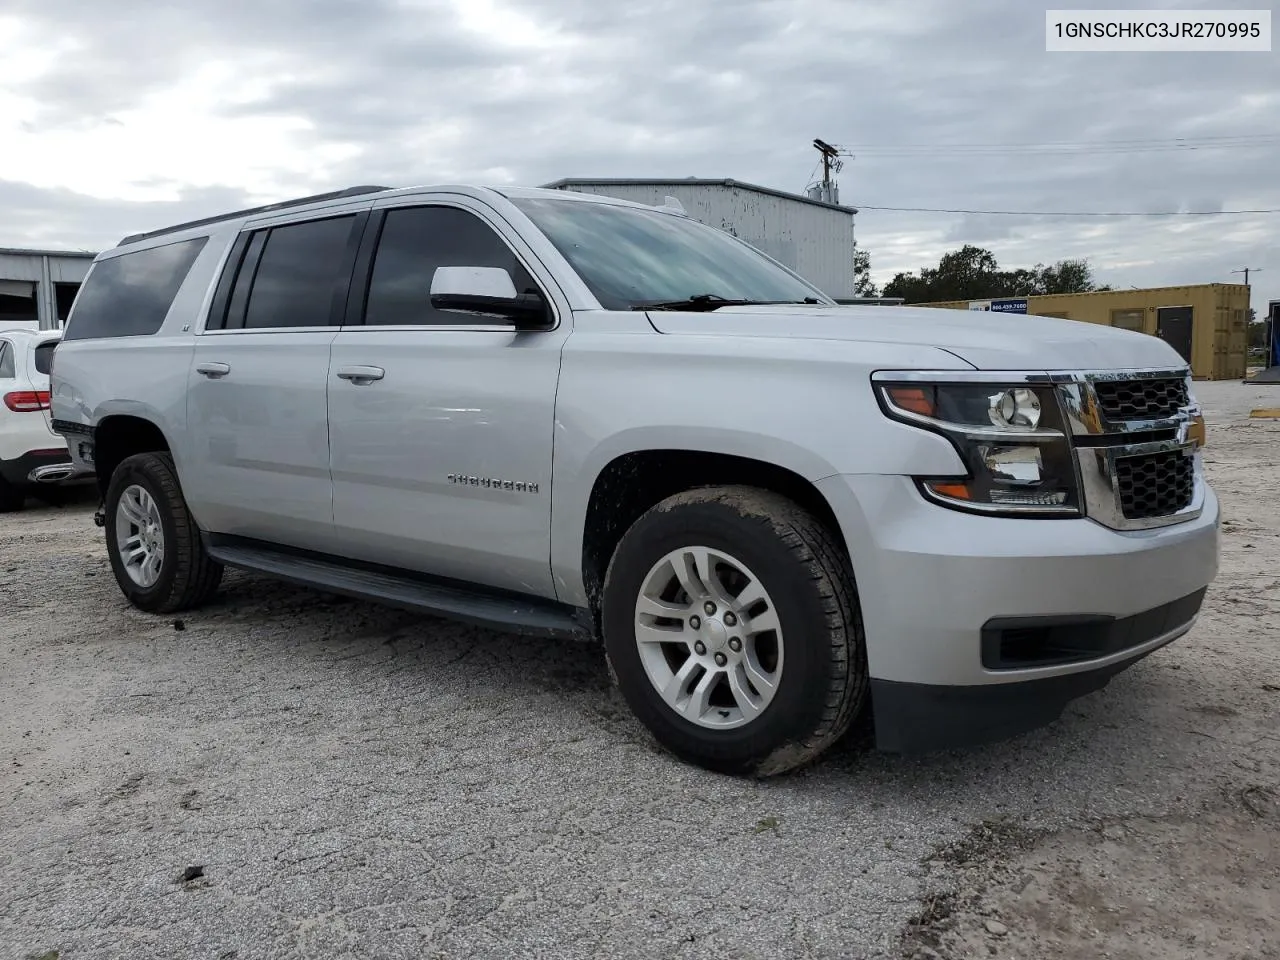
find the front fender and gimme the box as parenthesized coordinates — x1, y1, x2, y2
(548, 330, 969, 606)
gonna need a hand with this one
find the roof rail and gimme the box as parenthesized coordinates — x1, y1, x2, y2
(116, 185, 394, 247)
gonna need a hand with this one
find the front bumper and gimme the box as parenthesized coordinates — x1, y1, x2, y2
(816, 473, 1220, 752)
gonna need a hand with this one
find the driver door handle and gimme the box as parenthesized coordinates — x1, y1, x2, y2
(195, 362, 231, 378)
(336, 365, 385, 384)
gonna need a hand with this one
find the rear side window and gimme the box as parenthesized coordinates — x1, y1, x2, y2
(33, 341, 56, 375)
(215, 215, 357, 330)
(62, 237, 208, 341)
(0, 341, 13, 379)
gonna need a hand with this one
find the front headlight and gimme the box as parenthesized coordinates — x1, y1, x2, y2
(876, 380, 1080, 517)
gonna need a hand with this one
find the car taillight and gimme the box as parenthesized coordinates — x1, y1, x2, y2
(3, 390, 51, 412)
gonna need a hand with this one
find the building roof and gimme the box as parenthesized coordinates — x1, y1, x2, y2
(0, 247, 97, 259)
(541, 178, 858, 215)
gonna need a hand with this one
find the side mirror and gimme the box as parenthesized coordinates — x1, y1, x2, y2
(429, 266, 550, 329)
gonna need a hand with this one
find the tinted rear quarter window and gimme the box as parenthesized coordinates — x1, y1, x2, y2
(62, 237, 208, 341)
(33, 342, 56, 375)
(0, 341, 13, 379)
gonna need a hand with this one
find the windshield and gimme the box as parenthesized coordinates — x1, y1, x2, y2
(508, 196, 831, 311)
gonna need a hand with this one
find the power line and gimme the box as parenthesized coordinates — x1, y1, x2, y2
(850, 133, 1279, 147)
(854, 204, 1280, 217)
(843, 133, 1280, 157)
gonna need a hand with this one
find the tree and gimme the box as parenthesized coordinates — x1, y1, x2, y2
(882, 246, 1109, 303)
(852, 247, 878, 297)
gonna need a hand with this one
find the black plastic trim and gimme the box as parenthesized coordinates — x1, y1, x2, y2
(117, 185, 392, 247)
(203, 534, 594, 641)
(50, 418, 93, 438)
(980, 588, 1206, 670)
(331, 210, 373, 327)
(343, 208, 386, 326)
(204, 232, 254, 332)
(871, 628, 1187, 754)
(222, 231, 268, 331)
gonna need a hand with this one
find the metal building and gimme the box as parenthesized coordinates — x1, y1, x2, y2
(542, 178, 859, 299)
(915, 283, 1251, 380)
(0, 248, 96, 330)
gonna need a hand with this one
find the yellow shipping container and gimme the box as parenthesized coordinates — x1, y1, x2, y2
(914, 283, 1250, 380)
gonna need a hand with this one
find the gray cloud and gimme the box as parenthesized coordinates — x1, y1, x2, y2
(2, 0, 1276, 309)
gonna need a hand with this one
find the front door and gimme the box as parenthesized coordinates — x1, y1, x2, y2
(326, 199, 569, 598)
(1156, 306, 1194, 363)
(185, 211, 367, 552)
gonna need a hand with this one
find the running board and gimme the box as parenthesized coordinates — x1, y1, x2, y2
(204, 536, 592, 641)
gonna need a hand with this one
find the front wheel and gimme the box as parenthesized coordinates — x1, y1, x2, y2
(601, 486, 868, 776)
(104, 452, 223, 613)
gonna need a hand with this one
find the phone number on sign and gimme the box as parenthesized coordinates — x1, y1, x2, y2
(1055, 20, 1263, 39)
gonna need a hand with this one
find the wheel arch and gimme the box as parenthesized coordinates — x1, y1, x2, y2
(568, 445, 851, 623)
(93, 413, 175, 498)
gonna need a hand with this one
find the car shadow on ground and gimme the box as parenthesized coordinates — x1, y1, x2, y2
(194, 565, 1227, 816)
(34, 496, 1255, 826)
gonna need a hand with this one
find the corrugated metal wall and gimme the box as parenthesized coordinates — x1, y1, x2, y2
(549, 183, 857, 299)
(0, 251, 94, 330)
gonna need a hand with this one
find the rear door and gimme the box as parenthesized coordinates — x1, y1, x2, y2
(325, 197, 570, 596)
(184, 207, 370, 552)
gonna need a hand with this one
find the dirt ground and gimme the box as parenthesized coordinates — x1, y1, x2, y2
(1, 377, 1278, 960)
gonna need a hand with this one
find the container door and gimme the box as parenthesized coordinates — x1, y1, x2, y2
(1156, 306, 1194, 363)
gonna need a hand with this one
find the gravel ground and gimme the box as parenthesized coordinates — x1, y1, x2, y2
(2, 379, 1278, 960)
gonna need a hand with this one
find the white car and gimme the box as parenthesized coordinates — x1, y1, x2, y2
(0, 327, 78, 511)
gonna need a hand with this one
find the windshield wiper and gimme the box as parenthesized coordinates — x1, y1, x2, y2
(633, 294, 823, 312)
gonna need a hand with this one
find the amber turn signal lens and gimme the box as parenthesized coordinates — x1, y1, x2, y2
(1188, 414, 1206, 448)
(887, 386, 935, 417)
(927, 481, 973, 501)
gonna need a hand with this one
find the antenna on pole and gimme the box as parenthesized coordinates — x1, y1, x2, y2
(810, 139, 854, 204)
(1232, 266, 1261, 286)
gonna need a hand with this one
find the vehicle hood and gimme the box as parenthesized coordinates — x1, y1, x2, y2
(645, 304, 1187, 372)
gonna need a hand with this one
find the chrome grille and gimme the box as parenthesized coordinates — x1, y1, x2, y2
(1092, 377, 1189, 421)
(1114, 449, 1196, 521)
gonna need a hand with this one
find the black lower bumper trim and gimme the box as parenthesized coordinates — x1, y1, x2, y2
(0, 449, 70, 486)
(981, 588, 1207, 670)
(871, 630, 1189, 754)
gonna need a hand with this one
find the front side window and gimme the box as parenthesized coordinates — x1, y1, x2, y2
(363, 206, 545, 326)
(241, 215, 357, 329)
(62, 236, 208, 341)
(508, 196, 829, 311)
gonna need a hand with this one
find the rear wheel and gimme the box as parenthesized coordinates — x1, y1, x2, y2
(601, 485, 867, 776)
(0, 476, 25, 513)
(104, 452, 222, 613)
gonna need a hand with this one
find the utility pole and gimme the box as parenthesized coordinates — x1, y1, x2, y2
(1232, 267, 1261, 286)
(813, 139, 841, 190)
(812, 139, 854, 202)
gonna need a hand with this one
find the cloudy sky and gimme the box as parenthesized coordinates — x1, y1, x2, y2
(1, 0, 1277, 310)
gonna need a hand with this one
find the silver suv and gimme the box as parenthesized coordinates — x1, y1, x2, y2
(49, 184, 1220, 775)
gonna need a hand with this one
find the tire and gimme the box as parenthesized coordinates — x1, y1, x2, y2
(0, 477, 26, 513)
(104, 451, 223, 613)
(601, 485, 868, 776)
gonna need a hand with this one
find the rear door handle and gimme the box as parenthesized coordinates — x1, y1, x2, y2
(195, 362, 231, 379)
(336, 365, 385, 384)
